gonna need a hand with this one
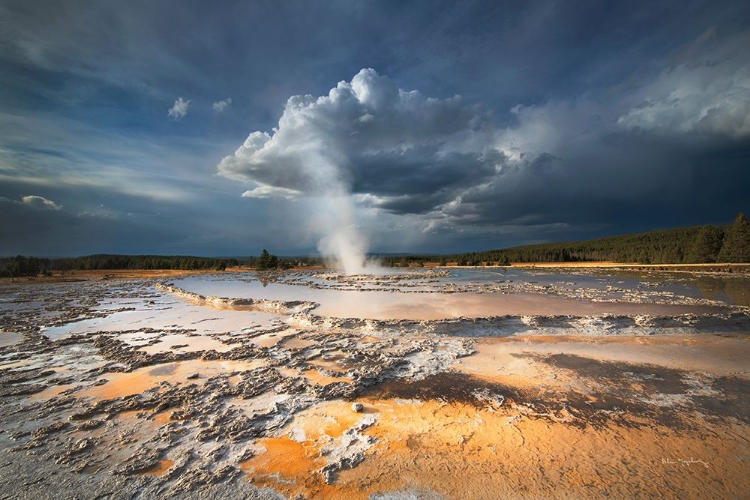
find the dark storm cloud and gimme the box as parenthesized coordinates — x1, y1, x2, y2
(351, 148, 500, 202)
(1, 0, 749, 256)
(219, 32, 750, 241)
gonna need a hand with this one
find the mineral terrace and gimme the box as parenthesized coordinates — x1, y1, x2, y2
(0, 268, 748, 499)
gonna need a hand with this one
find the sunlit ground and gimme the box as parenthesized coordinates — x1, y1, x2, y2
(1, 268, 748, 499)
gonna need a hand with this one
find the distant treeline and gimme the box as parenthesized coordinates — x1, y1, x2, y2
(383, 213, 750, 267)
(247, 251, 323, 270)
(3, 214, 748, 277)
(0, 252, 327, 278)
(0, 254, 239, 278)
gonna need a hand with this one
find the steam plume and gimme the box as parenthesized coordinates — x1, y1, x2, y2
(297, 152, 377, 274)
(217, 68, 492, 274)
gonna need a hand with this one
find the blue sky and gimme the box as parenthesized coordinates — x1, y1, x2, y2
(1, 0, 749, 257)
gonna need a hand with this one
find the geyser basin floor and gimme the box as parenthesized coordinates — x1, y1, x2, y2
(171, 270, 736, 320)
(0, 270, 748, 499)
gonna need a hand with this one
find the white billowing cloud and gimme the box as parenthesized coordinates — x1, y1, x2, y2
(495, 99, 605, 161)
(241, 184, 299, 199)
(21, 195, 63, 210)
(217, 68, 498, 273)
(212, 97, 232, 113)
(167, 97, 191, 120)
(617, 30, 750, 139)
(218, 68, 497, 195)
(617, 67, 750, 138)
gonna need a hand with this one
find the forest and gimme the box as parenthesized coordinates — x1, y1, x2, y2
(0, 254, 238, 278)
(382, 213, 750, 267)
(2, 213, 748, 277)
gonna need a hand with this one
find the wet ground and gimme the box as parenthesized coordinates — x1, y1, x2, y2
(0, 268, 749, 499)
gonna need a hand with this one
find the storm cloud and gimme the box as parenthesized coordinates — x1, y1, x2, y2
(218, 68, 498, 201)
(219, 40, 750, 243)
(2, 1, 749, 256)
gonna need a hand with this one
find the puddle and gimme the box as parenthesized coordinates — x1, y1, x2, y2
(241, 436, 325, 495)
(78, 359, 268, 400)
(42, 296, 283, 341)
(249, 328, 299, 348)
(282, 337, 315, 350)
(457, 335, 750, 376)
(316, 291, 726, 319)
(303, 369, 353, 386)
(0, 332, 24, 347)
(153, 411, 173, 424)
(138, 334, 231, 355)
(137, 459, 174, 476)
(30, 384, 79, 400)
(118, 332, 162, 346)
(308, 356, 351, 374)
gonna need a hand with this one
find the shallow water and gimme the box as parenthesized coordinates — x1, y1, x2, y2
(171, 269, 736, 320)
(0, 332, 23, 347)
(41, 294, 285, 341)
(78, 359, 268, 400)
(1, 270, 748, 500)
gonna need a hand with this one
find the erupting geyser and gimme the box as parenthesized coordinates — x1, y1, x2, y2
(307, 172, 382, 275)
(217, 68, 496, 276)
(315, 197, 374, 275)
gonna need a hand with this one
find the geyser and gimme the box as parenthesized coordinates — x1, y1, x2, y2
(316, 198, 369, 274)
(217, 68, 492, 275)
(293, 151, 381, 275)
(313, 193, 380, 275)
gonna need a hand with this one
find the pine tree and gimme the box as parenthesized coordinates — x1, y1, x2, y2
(256, 249, 278, 270)
(686, 225, 724, 263)
(718, 213, 750, 263)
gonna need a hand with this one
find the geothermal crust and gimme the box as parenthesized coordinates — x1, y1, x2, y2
(0, 269, 749, 499)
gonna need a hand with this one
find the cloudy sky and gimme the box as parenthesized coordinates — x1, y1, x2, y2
(1, 0, 749, 257)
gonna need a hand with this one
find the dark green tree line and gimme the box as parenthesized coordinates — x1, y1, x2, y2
(717, 213, 750, 263)
(0, 255, 237, 276)
(382, 213, 748, 266)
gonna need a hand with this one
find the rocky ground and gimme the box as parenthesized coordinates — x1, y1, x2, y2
(0, 270, 748, 499)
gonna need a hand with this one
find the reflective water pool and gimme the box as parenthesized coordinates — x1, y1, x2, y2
(170, 269, 740, 320)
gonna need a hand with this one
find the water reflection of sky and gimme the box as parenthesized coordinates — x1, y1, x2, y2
(41, 293, 284, 341)
(171, 269, 738, 320)
(437, 268, 750, 306)
(177, 269, 749, 304)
